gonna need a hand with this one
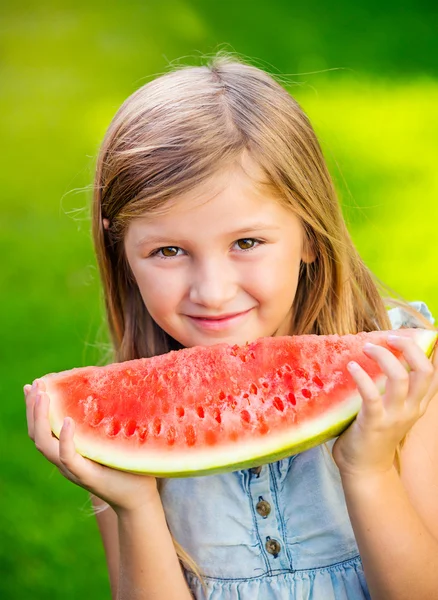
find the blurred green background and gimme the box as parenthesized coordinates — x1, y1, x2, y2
(1, 1, 437, 597)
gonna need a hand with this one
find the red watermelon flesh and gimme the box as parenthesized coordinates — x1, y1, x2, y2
(43, 329, 437, 477)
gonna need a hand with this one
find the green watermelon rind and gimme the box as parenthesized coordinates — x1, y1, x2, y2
(46, 329, 437, 478)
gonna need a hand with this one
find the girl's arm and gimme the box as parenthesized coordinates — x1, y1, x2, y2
(341, 446, 438, 599)
(91, 495, 120, 599)
(334, 335, 438, 600)
(116, 499, 193, 600)
(91, 494, 193, 600)
(26, 383, 192, 600)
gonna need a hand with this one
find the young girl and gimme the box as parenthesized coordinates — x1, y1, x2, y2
(25, 56, 438, 600)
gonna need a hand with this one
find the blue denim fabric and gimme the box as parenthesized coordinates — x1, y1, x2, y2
(159, 302, 434, 599)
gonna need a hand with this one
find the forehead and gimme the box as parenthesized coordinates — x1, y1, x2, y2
(126, 158, 297, 241)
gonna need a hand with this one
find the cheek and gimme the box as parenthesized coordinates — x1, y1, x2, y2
(249, 255, 301, 304)
(131, 264, 182, 316)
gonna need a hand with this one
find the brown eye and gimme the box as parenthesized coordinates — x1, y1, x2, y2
(160, 247, 179, 257)
(237, 238, 256, 250)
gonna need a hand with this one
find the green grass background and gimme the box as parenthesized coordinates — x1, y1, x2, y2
(1, 1, 437, 597)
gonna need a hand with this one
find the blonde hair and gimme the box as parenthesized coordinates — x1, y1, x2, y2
(91, 54, 433, 582)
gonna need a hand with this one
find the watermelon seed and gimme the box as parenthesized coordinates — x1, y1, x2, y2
(240, 409, 251, 423)
(176, 406, 185, 419)
(153, 417, 162, 436)
(205, 429, 217, 446)
(138, 426, 149, 443)
(229, 430, 239, 442)
(284, 364, 292, 372)
(276, 369, 283, 378)
(242, 392, 249, 399)
(88, 408, 104, 427)
(196, 405, 205, 419)
(312, 375, 324, 388)
(287, 392, 296, 406)
(106, 419, 121, 437)
(240, 354, 247, 362)
(257, 415, 269, 435)
(273, 397, 284, 412)
(302, 388, 312, 399)
(166, 370, 175, 379)
(249, 352, 256, 359)
(124, 419, 137, 437)
(262, 382, 269, 389)
(185, 425, 196, 446)
(249, 383, 258, 395)
(219, 390, 226, 400)
(213, 408, 222, 424)
(296, 368, 309, 380)
(166, 426, 176, 446)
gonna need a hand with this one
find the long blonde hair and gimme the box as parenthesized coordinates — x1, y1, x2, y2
(91, 53, 432, 580)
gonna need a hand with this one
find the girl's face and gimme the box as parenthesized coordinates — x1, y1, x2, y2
(124, 158, 313, 348)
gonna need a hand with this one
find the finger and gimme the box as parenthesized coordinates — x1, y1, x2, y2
(33, 391, 61, 465)
(347, 361, 384, 421)
(363, 343, 409, 411)
(35, 378, 47, 393)
(58, 418, 81, 483)
(25, 379, 44, 440)
(58, 419, 97, 488)
(25, 386, 36, 440)
(387, 335, 434, 409)
(59, 418, 77, 467)
(30, 378, 47, 396)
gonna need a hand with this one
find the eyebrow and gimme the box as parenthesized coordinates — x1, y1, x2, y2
(135, 223, 280, 247)
(230, 223, 281, 235)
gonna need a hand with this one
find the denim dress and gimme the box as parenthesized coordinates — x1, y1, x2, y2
(159, 302, 434, 600)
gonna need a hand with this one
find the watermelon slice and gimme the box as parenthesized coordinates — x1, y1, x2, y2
(43, 329, 437, 477)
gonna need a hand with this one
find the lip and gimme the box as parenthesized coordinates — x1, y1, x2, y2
(189, 310, 249, 320)
(186, 308, 253, 331)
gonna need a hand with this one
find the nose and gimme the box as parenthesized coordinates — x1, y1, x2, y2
(188, 257, 238, 309)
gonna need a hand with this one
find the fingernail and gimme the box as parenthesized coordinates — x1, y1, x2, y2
(23, 384, 31, 396)
(63, 417, 70, 429)
(347, 361, 360, 371)
(364, 342, 376, 350)
(387, 334, 400, 342)
(32, 380, 38, 392)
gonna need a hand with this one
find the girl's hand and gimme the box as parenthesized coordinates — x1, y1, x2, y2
(333, 333, 438, 478)
(24, 379, 159, 515)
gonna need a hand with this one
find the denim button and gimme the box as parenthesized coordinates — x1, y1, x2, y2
(265, 537, 281, 556)
(256, 500, 271, 518)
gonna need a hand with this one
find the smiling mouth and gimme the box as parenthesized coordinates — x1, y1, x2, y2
(187, 309, 251, 321)
(185, 309, 254, 331)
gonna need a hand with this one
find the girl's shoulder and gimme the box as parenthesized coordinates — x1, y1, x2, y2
(387, 300, 435, 329)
